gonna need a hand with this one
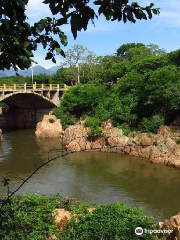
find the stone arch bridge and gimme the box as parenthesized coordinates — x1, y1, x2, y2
(0, 83, 68, 129)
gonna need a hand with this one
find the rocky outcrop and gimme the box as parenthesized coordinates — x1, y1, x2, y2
(63, 122, 180, 169)
(159, 213, 180, 240)
(63, 121, 106, 151)
(35, 115, 63, 139)
(52, 208, 71, 231)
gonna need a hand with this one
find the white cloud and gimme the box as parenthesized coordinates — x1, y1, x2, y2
(132, 0, 180, 29)
(26, 0, 51, 23)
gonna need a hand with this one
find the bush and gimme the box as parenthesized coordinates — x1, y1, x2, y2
(140, 115, 165, 133)
(117, 123, 131, 136)
(176, 137, 180, 144)
(53, 107, 77, 130)
(87, 127, 104, 141)
(59, 203, 157, 240)
(49, 118, 55, 124)
(0, 193, 61, 240)
(61, 84, 107, 117)
(85, 117, 101, 128)
(0, 194, 159, 240)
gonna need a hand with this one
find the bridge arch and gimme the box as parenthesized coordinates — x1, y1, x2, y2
(1, 92, 56, 109)
(0, 84, 66, 130)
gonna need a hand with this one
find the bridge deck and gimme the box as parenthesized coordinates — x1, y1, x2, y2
(0, 83, 68, 92)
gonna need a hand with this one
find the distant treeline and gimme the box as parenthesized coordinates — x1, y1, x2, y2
(0, 74, 53, 85)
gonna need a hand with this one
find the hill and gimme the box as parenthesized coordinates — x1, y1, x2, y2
(0, 65, 59, 77)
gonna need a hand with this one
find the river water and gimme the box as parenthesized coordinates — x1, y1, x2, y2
(0, 130, 180, 221)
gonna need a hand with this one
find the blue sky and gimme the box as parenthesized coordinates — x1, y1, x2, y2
(26, 0, 180, 68)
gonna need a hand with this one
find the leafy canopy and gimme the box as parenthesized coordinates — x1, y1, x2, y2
(0, 0, 159, 70)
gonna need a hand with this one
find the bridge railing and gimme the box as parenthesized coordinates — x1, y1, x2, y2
(0, 83, 68, 91)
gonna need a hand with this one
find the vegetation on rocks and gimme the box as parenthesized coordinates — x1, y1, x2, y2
(0, 193, 158, 240)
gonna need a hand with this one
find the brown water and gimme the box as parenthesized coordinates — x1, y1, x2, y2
(0, 130, 180, 221)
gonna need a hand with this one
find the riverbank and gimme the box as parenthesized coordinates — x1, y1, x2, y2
(62, 120, 180, 169)
(1, 128, 180, 239)
(34, 115, 180, 170)
(0, 193, 174, 240)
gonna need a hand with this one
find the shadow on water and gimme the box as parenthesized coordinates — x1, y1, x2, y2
(0, 130, 180, 221)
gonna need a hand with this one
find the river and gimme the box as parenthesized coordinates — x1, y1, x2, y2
(0, 129, 180, 221)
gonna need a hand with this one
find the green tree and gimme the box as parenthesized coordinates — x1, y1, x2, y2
(147, 43, 166, 56)
(55, 45, 97, 84)
(33, 74, 52, 84)
(0, 1, 159, 70)
(117, 43, 166, 61)
(125, 45, 153, 61)
(52, 67, 76, 85)
(116, 43, 145, 57)
(167, 49, 180, 66)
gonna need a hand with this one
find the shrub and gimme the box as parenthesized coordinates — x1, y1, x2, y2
(59, 203, 157, 240)
(53, 107, 77, 130)
(117, 123, 131, 136)
(0, 193, 61, 240)
(140, 115, 165, 133)
(61, 84, 106, 117)
(49, 118, 55, 124)
(176, 137, 180, 144)
(85, 117, 101, 128)
(87, 127, 104, 141)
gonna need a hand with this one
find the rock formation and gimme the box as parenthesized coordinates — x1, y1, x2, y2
(159, 212, 180, 240)
(63, 121, 180, 169)
(52, 208, 71, 230)
(35, 115, 63, 139)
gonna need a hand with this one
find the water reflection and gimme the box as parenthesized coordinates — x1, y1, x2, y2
(0, 130, 180, 221)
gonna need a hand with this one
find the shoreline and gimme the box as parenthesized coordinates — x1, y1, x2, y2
(62, 120, 180, 170)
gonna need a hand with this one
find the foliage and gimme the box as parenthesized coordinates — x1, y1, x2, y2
(85, 117, 101, 128)
(56, 59, 180, 133)
(49, 118, 55, 124)
(53, 107, 77, 130)
(117, 123, 131, 136)
(49, 44, 180, 134)
(117, 43, 145, 57)
(0, 74, 52, 84)
(167, 49, 180, 66)
(87, 127, 104, 141)
(59, 203, 157, 240)
(116, 43, 165, 60)
(85, 116, 104, 142)
(60, 84, 106, 117)
(52, 67, 77, 85)
(144, 65, 180, 122)
(56, 45, 98, 84)
(176, 137, 180, 144)
(0, 193, 160, 240)
(0, 193, 61, 240)
(129, 55, 168, 73)
(1, 1, 159, 70)
(140, 115, 165, 133)
(33, 74, 52, 84)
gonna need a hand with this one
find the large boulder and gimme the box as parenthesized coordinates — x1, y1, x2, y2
(159, 213, 180, 240)
(52, 208, 71, 230)
(63, 121, 92, 151)
(35, 115, 63, 139)
(101, 120, 114, 131)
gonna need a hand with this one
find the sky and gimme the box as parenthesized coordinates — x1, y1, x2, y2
(26, 0, 180, 69)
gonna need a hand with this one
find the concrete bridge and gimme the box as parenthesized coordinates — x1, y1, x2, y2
(0, 83, 68, 129)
